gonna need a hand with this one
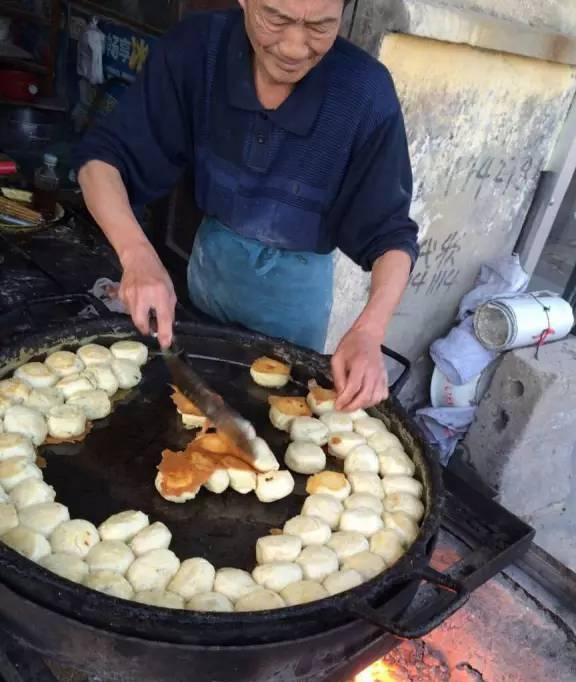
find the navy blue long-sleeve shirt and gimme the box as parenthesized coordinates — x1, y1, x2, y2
(75, 9, 419, 271)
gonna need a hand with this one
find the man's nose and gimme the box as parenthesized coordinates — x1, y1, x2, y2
(277, 26, 310, 62)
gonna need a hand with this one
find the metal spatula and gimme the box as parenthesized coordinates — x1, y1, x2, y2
(151, 317, 253, 456)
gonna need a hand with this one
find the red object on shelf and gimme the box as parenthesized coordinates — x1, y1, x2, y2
(0, 69, 40, 102)
(0, 160, 18, 176)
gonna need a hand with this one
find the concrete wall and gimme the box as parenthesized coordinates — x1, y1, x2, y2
(327, 28, 576, 404)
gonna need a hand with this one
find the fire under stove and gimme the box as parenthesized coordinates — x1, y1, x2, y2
(0, 206, 574, 682)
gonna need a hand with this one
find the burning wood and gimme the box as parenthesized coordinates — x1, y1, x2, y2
(354, 660, 400, 682)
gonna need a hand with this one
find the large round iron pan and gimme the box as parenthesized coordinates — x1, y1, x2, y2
(0, 318, 445, 646)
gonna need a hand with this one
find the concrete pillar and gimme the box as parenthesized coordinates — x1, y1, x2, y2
(464, 337, 576, 518)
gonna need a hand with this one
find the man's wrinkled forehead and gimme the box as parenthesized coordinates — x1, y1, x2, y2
(249, 0, 345, 23)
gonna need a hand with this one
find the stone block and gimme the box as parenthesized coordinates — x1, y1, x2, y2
(465, 337, 576, 517)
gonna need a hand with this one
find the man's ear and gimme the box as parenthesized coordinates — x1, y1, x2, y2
(237, 0, 247, 11)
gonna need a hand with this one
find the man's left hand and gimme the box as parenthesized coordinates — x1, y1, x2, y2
(332, 327, 389, 412)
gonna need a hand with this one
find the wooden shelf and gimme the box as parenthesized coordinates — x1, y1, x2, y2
(0, 56, 49, 75)
(0, 5, 51, 27)
(0, 95, 67, 112)
(70, 0, 165, 36)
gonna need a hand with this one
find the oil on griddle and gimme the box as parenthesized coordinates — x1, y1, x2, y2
(39, 337, 310, 571)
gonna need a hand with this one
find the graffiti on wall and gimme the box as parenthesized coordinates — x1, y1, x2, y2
(408, 152, 540, 296)
(410, 231, 462, 296)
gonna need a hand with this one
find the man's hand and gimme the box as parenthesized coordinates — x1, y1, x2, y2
(119, 244, 177, 348)
(332, 326, 389, 412)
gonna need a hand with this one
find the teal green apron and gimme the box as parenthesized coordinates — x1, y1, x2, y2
(187, 217, 334, 352)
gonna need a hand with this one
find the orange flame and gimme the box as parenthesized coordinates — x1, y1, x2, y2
(355, 660, 400, 682)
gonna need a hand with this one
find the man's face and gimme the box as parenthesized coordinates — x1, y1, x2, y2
(238, 0, 344, 85)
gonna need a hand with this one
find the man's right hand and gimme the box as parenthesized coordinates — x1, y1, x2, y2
(119, 244, 177, 349)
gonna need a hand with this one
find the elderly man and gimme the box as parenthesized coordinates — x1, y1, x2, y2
(76, 0, 418, 411)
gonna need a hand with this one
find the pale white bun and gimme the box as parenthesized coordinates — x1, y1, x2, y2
(155, 472, 199, 503)
(235, 418, 257, 441)
(280, 580, 328, 606)
(285, 441, 326, 475)
(10, 479, 55, 510)
(19, 502, 69, 537)
(0, 456, 42, 491)
(235, 589, 286, 612)
(344, 493, 383, 515)
(84, 570, 134, 599)
(326, 531, 369, 562)
(268, 396, 311, 432)
(2, 525, 51, 561)
(252, 562, 303, 592)
(306, 471, 351, 502)
(382, 511, 420, 547)
(347, 472, 384, 499)
(382, 475, 423, 498)
(250, 357, 290, 388)
(256, 470, 294, 503)
(343, 445, 380, 475)
(256, 534, 302, 564)
(370, 529, 406, 565)
(111, 359, 142, 390)
(349, 409, 369, 421)
(83, 365, 119, 397)
(24, 387, 63, 415)
(168, 557, 215, 600)
(367, 430, 402, 454)
(179, 411, 207, 430)
(45, 351, 84, 378)
(341, 551, 386, 580)
(0, 378, 31, 404)
(0, 395, 11, 417)
(129, 522, 172, 557)
(339, 508, 383, 537)
(67, 390, 112, 420)
(301, 494, 343, 530)
(86, 540, 135, 574)
(354, 417, 388, 439)
(99, 510, 149, 542)
(327, 431, 366, 459)
(50, 519, 100, 558)
(15, 362, 57, 389)
(186, 592, 233, 612)
(203, 469, 230, 494)
(40, 553, 88, 583)
(77, 344, 113, 367)
(289, 417, 329, 446)
(319, 411, 354, 434)
(126, 549, 180, 592)
(228, 468, 257, 495)
(296, 545, 339, 582)
(283, 515, 331, 547)
(214, 567, 259, 603)
(110, 341, 149, 366)
(378, 448, 416, 477)
(0, 432, 36, 462)
(0, 502, 18, 535)
(56, 373, 95, 400)
(135, 589, 184, 609)
(323, 568, 364, 596)
(47, 405, 86, 440)
(306, 381, 337, 416)
(250, 437, 280, 473)
(384, 493, 425, 522)
(3, 405, 47, 446)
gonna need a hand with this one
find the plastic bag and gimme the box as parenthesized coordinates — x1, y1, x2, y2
(77, 17, 106, 86)
(415, 406, 477, 464)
